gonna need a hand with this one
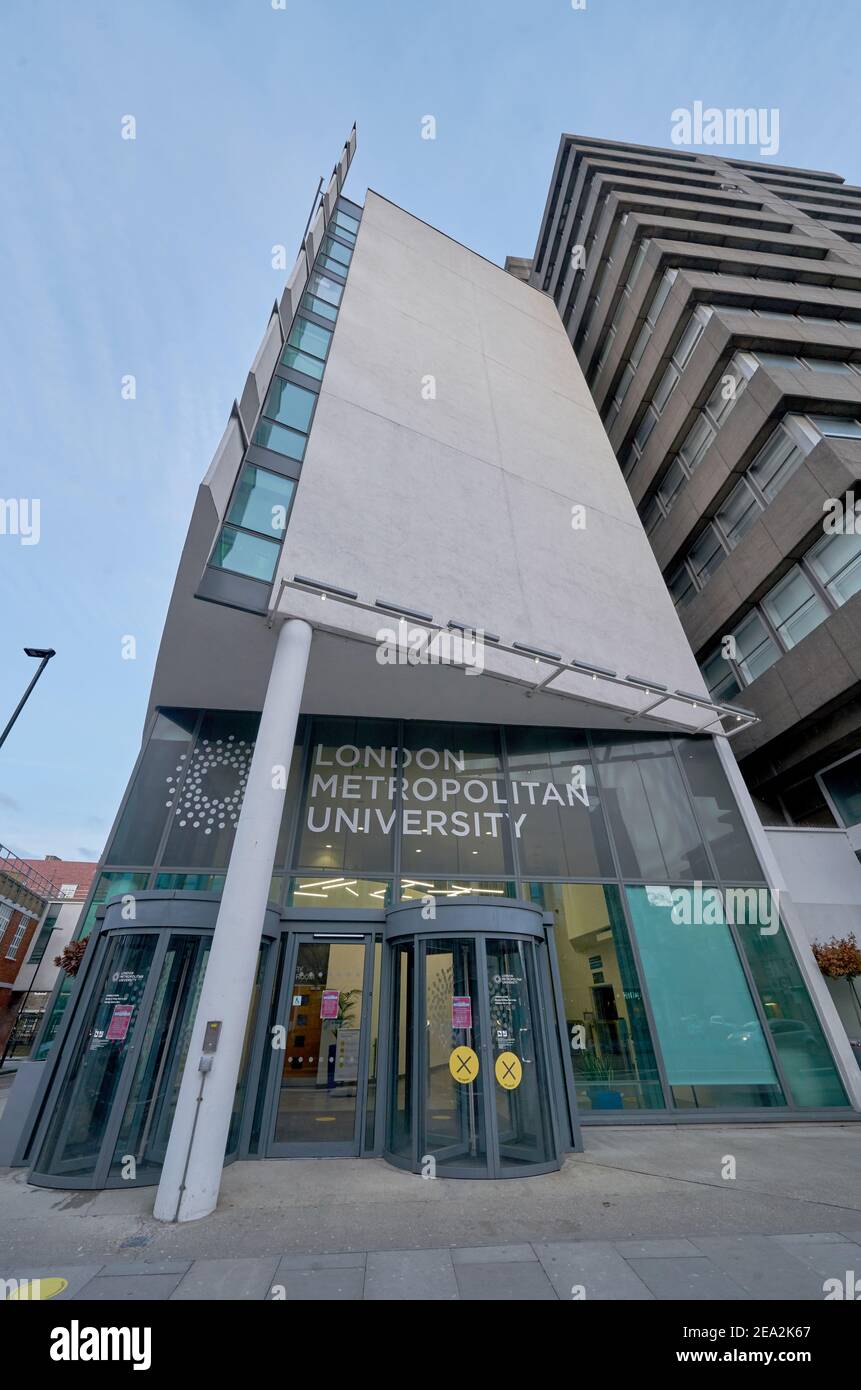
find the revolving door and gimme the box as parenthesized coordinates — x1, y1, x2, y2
(384, 898, 569, 1178)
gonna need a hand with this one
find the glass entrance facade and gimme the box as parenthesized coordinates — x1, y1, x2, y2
(384, 900, 562, 1178)
(24, 711, 851, 1190)
(268, 935, 372, 1153)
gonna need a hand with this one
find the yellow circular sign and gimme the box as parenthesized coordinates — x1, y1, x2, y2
(495, 1051, 522, 1090)
(5, 1277, 69, 1300)
(449, 1046, 479, 1083)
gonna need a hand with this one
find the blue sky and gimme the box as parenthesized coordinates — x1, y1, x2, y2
(2, 0, 860, 860)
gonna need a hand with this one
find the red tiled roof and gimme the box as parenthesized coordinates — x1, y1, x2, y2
(22, 859, 98, 903)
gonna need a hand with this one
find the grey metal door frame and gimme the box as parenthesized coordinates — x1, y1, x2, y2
(28, 926, 174, 1190)
(384, 924, 567, 1179)
(261, 925, 376, 1158)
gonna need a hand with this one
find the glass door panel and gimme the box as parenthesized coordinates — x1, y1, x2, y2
(384, 929, 565, 1179)
(485, 938, 555, 1170)
(109, 935, 210, 1182)
(388, 942, 414, 1157)
(272, 937, 368, 1150)
(421, 938, 488, 1174)
(31, 934, 159, 1181)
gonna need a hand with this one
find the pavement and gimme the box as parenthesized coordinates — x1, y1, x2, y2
(2, 1120, 860, 1300)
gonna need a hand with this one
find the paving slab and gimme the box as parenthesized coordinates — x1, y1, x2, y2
(613, 1238, 701, 1259)
(770, 1231, 847, 1245)
(450, 1243, 537, 1264)
(269, 1267, 365, 1300)
(364, 1247, 459, 1301)
(75, 1272, 186, 1301)
(96, 1259, 192, 1276)
(274, 1251, 367, 1272)
(690, 1235, 824, 1300)
(534, 1240, 654, 1300)
(626, 1255, 749, 1301)
(774, 1239, 861, 1282)
(171, 1257, 280, 1300)
(454, 1260, 557, 1300)
(0, 1265, 104, 1300)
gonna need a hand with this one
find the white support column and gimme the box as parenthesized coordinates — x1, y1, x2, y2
(154, 617, 312, 1222)
(714, 735, 861, 1111)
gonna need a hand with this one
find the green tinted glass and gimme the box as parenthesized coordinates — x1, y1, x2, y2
(211, 526, 279, 581)
(228, 466, 295, 537)
(262, 377, 315, 433)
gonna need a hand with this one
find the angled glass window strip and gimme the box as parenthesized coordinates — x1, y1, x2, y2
(606, 219, 627, 264)
(253, 419, 306, 460)
(755, 351, 801, 370)
(211, 526, 280, 583)
(747, 424, 807, 502)
(625, 238, 649, 294)
(289, 317, 332, 359)
(318, 240, 353, 276)
(679, 413, 714, 472)
(320, 234, 352, 267)
(595, 325, 616, 374)
(706, 360, 752, 427)
(645, 268, 677, 326)
(228, 466, 296, 539)
(281, 317, 332, 381)
(629, 320, 651, 369)
(657, 457, 686, 512)
(634, 406, 658, 452)
(261, 377, 315, 433)
(642, 496, 663, 534)
(254, 375, 315, 457)
(700, 648, 741, 701)
(687, 524, 725, 586)
(807, 414, 861, 438)
(280, 347, 325, 381)
(653, 362, 680, 414)
(671, 312, 706, 370)
(668, 562, 696, 607)
(762, 567, 828, 648)
(614, 362, 635, 409)
(801, 357, 857, 375)
(302, 271, 344, 321)
(819, 751, 861, 828)
(717, 477, 762, 549)
(591, 258, 612, 307)
(332, 208, 360, 242)
(732, 610, 779, 683)
(807, 529, 861, 605)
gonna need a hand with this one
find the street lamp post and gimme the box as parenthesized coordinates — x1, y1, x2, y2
(0, 648, 56, 751)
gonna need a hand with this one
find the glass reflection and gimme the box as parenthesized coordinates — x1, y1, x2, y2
(625, 885, 785, 1109)
(529, 882, 663, 1110)
(505, 726, 614, 877)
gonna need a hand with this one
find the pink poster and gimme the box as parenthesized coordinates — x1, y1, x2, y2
(452, 996, 472, 1029)
(320, 989, 340, 1020)
(106, 1004, 134, 1042)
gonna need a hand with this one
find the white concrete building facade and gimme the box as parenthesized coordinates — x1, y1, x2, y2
(8, 134, 859, 1217)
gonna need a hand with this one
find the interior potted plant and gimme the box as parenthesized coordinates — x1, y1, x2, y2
(580, 1051, 624, 1110)
(812, 932, 861, 1054)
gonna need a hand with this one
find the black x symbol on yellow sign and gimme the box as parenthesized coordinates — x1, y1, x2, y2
(449, 1046, 479, 1083)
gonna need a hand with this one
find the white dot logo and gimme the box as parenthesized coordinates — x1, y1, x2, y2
(167, 737, 253, 833)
